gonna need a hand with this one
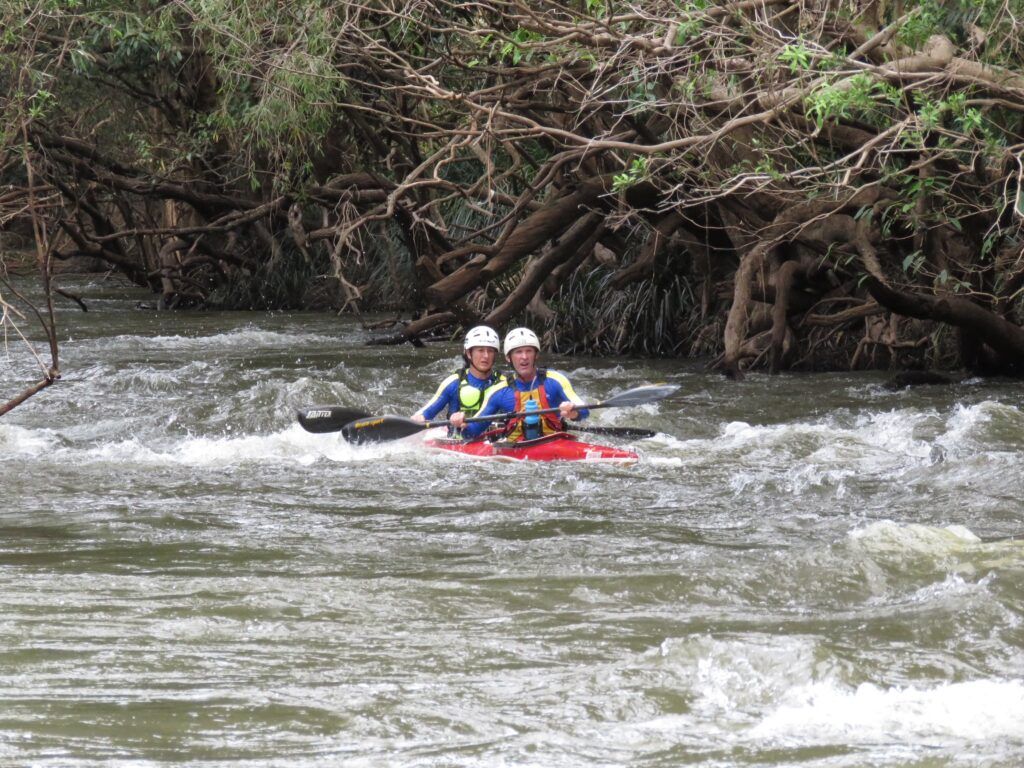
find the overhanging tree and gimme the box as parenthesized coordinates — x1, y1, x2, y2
(3, 0, 1024, 375)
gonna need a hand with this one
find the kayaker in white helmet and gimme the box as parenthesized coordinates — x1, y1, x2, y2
(411, 325, 508, 429)
(455, 326, 588, 441)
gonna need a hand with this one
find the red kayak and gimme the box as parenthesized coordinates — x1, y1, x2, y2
(423, 431, 638, 463)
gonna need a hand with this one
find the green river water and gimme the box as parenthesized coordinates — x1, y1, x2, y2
(1, 276, 1023, 767)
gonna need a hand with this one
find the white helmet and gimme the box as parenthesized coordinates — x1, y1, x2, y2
(503, 327, 541, 356)
(463, 325, 500, 352)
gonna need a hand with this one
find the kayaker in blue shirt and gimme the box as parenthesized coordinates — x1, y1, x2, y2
(411, 326, 508, 431)
(455, 327, 588, 441)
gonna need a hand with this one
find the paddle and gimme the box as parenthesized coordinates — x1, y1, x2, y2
(297, 405, 371, 433)
(572, 425, 657, 439)
(341, 383, 679, 444)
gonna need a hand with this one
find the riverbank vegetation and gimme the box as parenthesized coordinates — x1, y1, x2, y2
(4, 0, 1024, 387)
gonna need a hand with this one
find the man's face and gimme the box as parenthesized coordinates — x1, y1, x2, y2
(467, 346, 496, 374)
(508, 346, 538, 379)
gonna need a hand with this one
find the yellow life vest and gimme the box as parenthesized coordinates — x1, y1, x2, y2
(457, 368, 507, 417)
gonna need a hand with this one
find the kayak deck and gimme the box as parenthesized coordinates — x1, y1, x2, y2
(422, 431, 638, 463)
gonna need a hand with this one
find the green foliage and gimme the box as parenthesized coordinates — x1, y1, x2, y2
(942, 93, 987, 136)
(626, 74, 658, 112)
(27, 88, 55, 120)
(612, 157, 648, 193)
(905, 91, 997, 141)
(753, 154, 783, 181)
(499, 28, 542, 65)
(896, 5, 942, 49)
(778, 43, 813, 74)
(895, 0, 1018, 49)
(916, 98, 943, 130)
(4, 0, 1024, 374)
(898, 174, 945, 215)
(804, 73, 882, 128)
(671, 0, 709, 43)
(674, 18, 705, 45)
(902, 250, 926, 275)
(673, 77, 698, 100)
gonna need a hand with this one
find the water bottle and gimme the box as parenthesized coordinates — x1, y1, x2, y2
(523, 400, 541, 440)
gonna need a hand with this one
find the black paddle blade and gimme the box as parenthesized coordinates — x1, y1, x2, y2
(297, 406, 371, 433)
(599, 383, 680, 408)
(341, 415, 426, 444)
(574, 425, 657, 439)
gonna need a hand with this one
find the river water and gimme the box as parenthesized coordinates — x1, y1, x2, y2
(1, 276, 1023, 767)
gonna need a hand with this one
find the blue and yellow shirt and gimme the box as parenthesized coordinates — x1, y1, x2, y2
(415, 368, 507, 421)
(462, 370, 589, 439)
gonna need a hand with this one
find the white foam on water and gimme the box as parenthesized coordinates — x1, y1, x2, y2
(8, 417, 562, 472)
(937, 400, 1024, 454)
(852, 408, 939, 455)
(647, 456, 684, 468)
(580, 402, 663, 425)
(78, 326, 346, 354)
(72, 359, 218, 385)
(421, 355, 463, 376)
(619, 401, 663, 417)
(45, 423, 417, 468)
(850, 520, 981, 553)
(750, 678, 1024, 743)
(943, 399, 997, 434)
(636, 633, 1024, 756)
(647, 406, 1009, 499)
(848, 520, 1024, 581)
(713, 420, 841, 479)
(0, 423, 56, 457)
(566, 364, 629, 378)
(715, 409, 937, 464)
(646, 433, 694, 451)
(880, 571, 996, 616)
(171, 427, 338, 467)
(655, 634, 821, 719)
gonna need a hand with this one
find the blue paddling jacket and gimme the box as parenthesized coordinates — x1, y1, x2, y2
(415, 367, 508, 421)
(462, 370, 589, 440)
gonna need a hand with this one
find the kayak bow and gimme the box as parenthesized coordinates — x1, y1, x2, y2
(423, 431, 638, 463)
